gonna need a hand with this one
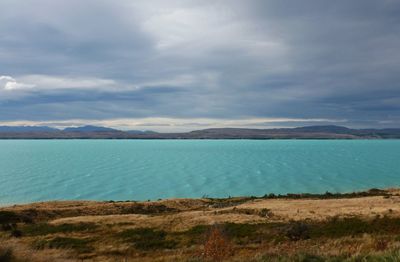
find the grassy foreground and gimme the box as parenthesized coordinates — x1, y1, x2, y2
(1, 188, 400, 261)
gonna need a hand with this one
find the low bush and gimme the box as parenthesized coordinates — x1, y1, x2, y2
(285, 222, 311, 241)
(203, 226, 232, 262)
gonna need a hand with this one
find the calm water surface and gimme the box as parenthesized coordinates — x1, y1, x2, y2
(0, 139, 399, 204)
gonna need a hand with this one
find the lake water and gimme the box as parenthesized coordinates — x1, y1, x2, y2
(0, 139, 399, 205)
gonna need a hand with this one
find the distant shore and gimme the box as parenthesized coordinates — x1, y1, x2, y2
(1, 125, 400, 139)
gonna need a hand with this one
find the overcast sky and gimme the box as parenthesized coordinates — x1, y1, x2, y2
(1, 0, 399, 131)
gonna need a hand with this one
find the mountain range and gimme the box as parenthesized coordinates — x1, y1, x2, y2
(0, 125, 400, 139)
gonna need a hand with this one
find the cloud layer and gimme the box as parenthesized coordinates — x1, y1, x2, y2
(1, 0, 400, 130)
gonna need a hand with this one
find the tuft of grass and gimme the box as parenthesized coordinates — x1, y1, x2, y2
(23, 222, 98, 236)
(118, 228, 178, 250)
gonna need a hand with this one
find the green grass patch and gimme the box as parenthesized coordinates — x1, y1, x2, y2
(184, 223, 265, 239)
(119, 228, 178, 250)
(185, 225, 210, 236)
(223, 223, 259, 238)
(23, 222, 98, 236)
(33, 237, 94, 253)
(183, 223, 282, 245)
(310, 216, 400, 238)
(182, 217, 400, 247)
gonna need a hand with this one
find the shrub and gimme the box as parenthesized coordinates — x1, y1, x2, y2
(285, 222, 310, 241)
(203, 226, 232, 262)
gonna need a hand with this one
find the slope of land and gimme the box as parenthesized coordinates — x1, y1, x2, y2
(2, 189, 400, 261)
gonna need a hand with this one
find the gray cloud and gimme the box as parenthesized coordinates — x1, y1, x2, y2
(0, 0, 400, 129)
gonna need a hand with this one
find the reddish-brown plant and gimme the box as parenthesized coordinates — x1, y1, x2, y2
(203, 226, 232, 262)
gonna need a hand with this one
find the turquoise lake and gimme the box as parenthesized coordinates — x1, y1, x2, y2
(0, 139, 399, 205)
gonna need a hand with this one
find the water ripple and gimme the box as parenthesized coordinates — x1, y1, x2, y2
(0, 139, 400, 204)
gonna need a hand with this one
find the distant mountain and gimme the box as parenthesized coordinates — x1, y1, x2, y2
(0, 126, 59, 132)
(184, 125, 400, 139)
(0, 125, 400, 139)
(63, 125, 120, 132)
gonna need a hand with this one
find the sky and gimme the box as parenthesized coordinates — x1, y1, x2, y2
(0, 0, 400, 132)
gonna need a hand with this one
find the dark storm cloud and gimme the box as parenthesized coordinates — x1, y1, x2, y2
(0, 0, 400, 129)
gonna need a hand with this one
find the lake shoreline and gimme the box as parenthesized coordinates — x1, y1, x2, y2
(0, 187, 394, 208)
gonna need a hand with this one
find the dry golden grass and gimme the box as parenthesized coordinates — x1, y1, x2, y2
(1, 188, 400, 261)
(238, 194, 400, 221)
(0, 238, 74, 262)
(42, 190, 400, 232)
